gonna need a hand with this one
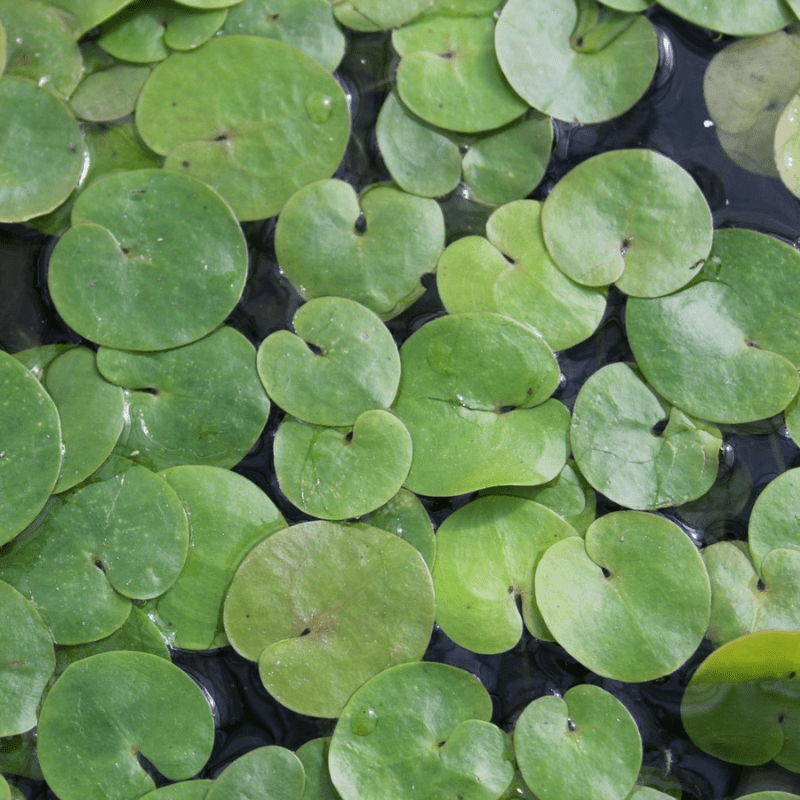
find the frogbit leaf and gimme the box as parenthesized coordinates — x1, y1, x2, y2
(658, 0, 794, 36)
(328, 661, 515, 800)
(749, 468, 800, 574)
(257, 296, 401, 427)
(223, 521, 434, 718)
(332, 0, 431, 32)
(570, 362, 722, 510)
(536, 511, 711, 682)
(205, 747, 305, 800)
(273, 410, 413, 520)
(70, 64, 152, 122)
(275, 180, 445, 319)
(514, 684, 642, 800)
(296, 738, 341, 800)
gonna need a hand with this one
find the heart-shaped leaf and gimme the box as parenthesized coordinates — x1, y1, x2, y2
(536, 511, 711, 681)
(658, 0, 794, 35)
(135, 35, 350, 220)
(541, 148, 712, 296)
(392, 312, 569, 496)
(0, 349, 62, 545)
(332, 0, 430, 32)
(775, 88, 800, 198)
(514, 684, 642, 800)
(296, 738, 340, 800)
(145, 465, 286, 649)
(749, 468, 800, 574)
(205, 747, 305, 800)
(257, 296, 401, 426)
(433, 495, 580, 652)
(38, 651, 214, 800)
(0, 579, 55, 737)
(681, 631, 800, 769)
(393, 13, 528, 134)
(97, 326, 270, 471)
(223, 521, 434, 718)
(275, 180, 445, 319)
(273, 411, 413, 520)
(46, 0, 135, 36)
(437, 200, 607, 350)
(571, 362, 722, 509)
(140, 782, 214, 800)
(70, 65, 152, 122)
(328, 661, 515, 800)
(495, 0, 658, 124)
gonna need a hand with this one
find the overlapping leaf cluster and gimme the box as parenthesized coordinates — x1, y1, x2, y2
(3, 0, 800, 799)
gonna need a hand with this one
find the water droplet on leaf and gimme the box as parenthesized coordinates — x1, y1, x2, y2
(305, 92, 333, 123)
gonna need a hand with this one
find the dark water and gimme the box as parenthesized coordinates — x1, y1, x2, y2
(4, 6, 800, 799)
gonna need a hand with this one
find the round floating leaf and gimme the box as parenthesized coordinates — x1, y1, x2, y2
(541, 148, 712, 296)
(681, 631, 800, 769)
(750, 469, 800, 574)
(514, 684, 641, 800)
(257, 296, 401, 426)
(432, 495, 580, 653)
(46, 0, 135, 36)
(332, 0, 430, 31)
(536, 511, 711, 682)
(358, 487, 436, 570)
(627, 281, 800, 424)
(658, 0, 794, 35)
(32, 346, 125, 493)
(70, 65, 152, 122)
(97, 327, 270, 471)
(0, 579, 55, 737)
(296, 738, 340, 800)
(48, 169, 247, 352)
(437, 200, 607, 350)
(603, 0, 651, 8)
(482, 460, 596, 535)
(328, 661, 515, 800)
(136, 35, 350, 220)
(462, 112, 553, 205)
(704, 32, 800, 178)
(55, 606, 170, 676)
(275, 180, 445, 319)
(98, 2, 226, 63)
(140, 782, 214, 800)
(775, 89, 800, 198)
(223, 521, 435, 718)
(0, 349, 61, 545)
(627, 789, 677, 800)
(0, 0, 83, 98)
(146, 465, 286, 649)
(173, 0, 244, 7)
(375, 92, 462, 198)
(205, 747, 305, 800)
(393, 14, 528, 134)
(571, 363, 722, 509)
(0, 76, 85, 223)
(273, 410, 412, 520)
(427, 0, 504, 14)
(392, 312, 569, 496)
(222, 0, 345, 72)
(704, 541, 800, 646)
(38, 651, 214, 800)
(495, 0, 658, 124)
(0, 458, 189, 644)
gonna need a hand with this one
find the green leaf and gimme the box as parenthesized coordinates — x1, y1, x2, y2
(48, 169, 247, 351)
(495, 0, 658, 124)
(0, 349, 62, 545)
(393, 14, 528, 133)
(541, 148, 712, 296)
(257, 296, 401, 426)
(223, 521, 435, 718)
(0, 76, 85, 223)
(328, 661, 515, 800)
(140, 782, 215, 800)
(274, 180, 445, 319)
(97, 327, 270, 471)
(296, 738, 342, 800)
(146, 465, 286, 649)
(514, 684, 642, 800)
(205, 747, 305, 800)
(221, 0, 345, 72)
(332, 0, 430, 31)
(681, 631, 800, 769)
(432, 495, 580, 652)
(135, 35, 350, 220)
(536, 511, 711, 681)
(45, 0, 136, 37)
(658, 0, 794, 35)
(437, 200, 607, 350)
(749, 468, 800, 573)
(392, 312, 569, 496)
(38, 651, 214, 800)
(70, 65, 152, 122)
(0, 579, 55, 737)
(571, 362, 722, 509)
(0, 0, 83, 98)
